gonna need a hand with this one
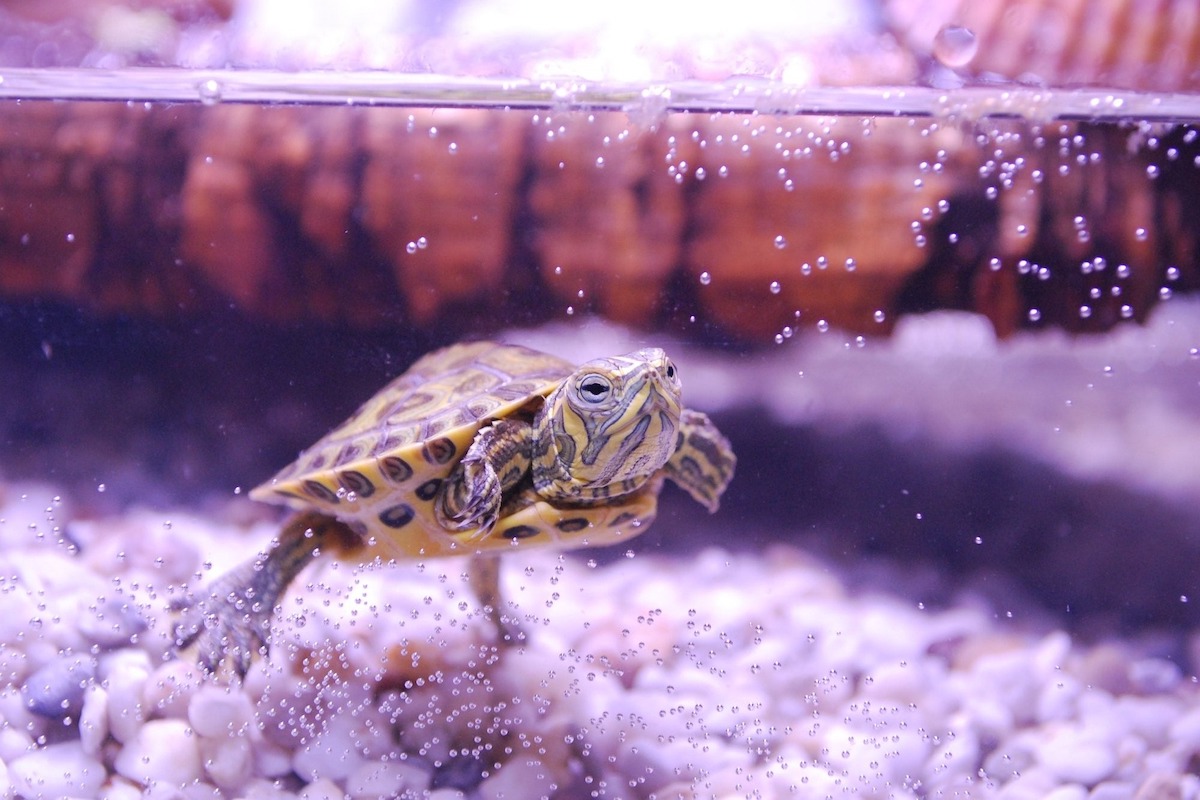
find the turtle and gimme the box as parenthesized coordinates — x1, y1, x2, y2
(174, 341, 736, 676)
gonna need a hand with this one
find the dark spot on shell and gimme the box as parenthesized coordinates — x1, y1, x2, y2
(303, 480, 339, 504)
(422, 437, 457, 465)
(338, 470, 376, 498)
(378, 504, 416, 528)
(503, 525, 540, 539)
(608, 511, 638, 527)
(555, 517, 590, 533)
(415, 479, 442, 502)
(380, 456, 414, 484)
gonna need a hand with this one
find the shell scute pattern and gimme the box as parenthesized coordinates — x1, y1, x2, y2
(250, 342, 583, 559)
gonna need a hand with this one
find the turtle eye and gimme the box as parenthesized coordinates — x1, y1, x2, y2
(577, 374, 613, 403)
(666, 363, 677, 380)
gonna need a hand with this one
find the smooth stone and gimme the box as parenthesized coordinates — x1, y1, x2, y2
(77, 597, 149, 648)
(79, 685, 109, 755)
(201, 735, 254, 790)
(299, 777, 348, 800)
(1088, 781, 1136, 800)
(187, 685, 254, 738)
(345, 760, 430, 799)
(114, 718, 203, 786)
(1041, 785, 1087, 800)
(1036, 727, 1117, 785)
(478, 758, 556, 800)
(0, 760, 9, 800)
(1134, 773, 1184, 800)
(0, 725, 34, 762)
(142, 659, 203, 720)
(236, 778, 299, 799)
(8, 740, 106, 798)
(21, 653, 96, 718)
(104, 650, 152, 744)
(426, 791, 466, 800)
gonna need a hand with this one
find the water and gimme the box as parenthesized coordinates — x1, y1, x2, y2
(1, 71, 1200, 798)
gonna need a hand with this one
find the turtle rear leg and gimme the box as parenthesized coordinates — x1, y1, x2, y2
(435, 418, 533, 536)
(172, 511, 363, 679)
(664, 409, 737, 512)
(467, 554, 525, 646)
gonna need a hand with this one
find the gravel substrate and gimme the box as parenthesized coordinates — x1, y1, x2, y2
(1, 481, 1199, 800)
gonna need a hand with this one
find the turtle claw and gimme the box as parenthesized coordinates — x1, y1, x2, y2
(170, 572, 273, 681)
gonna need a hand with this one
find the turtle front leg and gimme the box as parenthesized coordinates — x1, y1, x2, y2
(172, 511, 363, 679)
(664, 409, 737, 512)
(435, 418, 533, 536)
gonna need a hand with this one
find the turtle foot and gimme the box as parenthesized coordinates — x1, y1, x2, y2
(171, 564, 274, 681)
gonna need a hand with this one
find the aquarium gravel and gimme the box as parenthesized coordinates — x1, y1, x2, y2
(0, 481, 1198, 800)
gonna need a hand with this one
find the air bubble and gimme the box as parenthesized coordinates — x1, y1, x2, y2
(873, 310, 886, 323)
(699, 272, 712, 286)
(933, 24, 978, 68)
(844, 258, 856, 272)
(1159, 287, 1173, 300)
(816, 319, 829, 333)
(1120, 305, 1133, 318)
(406, 241, 418, 254)
(773, 235, 787, 249)
(769, 281, 782, 295)
(1028, 308, 1041, 322)
(1146, 164, 1160, 179)
(1135, 227, 1148, 241)
(1079, 305, 1092, 319)
(198, 78, 223, 105)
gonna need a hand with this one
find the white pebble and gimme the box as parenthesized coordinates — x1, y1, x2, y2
(104, 650, 151, 744)
(299, 777, 348, 800)
(292, 734, 366, 783)
(187, 685, 254, 737)
(1170, 706, 1200, 750)
(0, 726, 33, 762)
(0, 760, 9, 800)
(346, 760, 430, 799)
(114, 718, 203, 786)
(142, 659, 202, 720)
(478, 758, 557, 800)
(79, 685, 109, 755)
(1036, 727, 1117, 785)
(254, 739, 296, 779)
(9, 740, 105, 798)
(201, 735, 254, 790)
(1041, 785, 1087, 800)
(426, 790, 466, 800)
(1088, 781, 1136, 800)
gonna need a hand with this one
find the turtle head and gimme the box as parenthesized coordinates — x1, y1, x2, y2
(533, 348, 683, 502)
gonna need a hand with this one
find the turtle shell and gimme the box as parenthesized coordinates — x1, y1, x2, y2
(249, 341, 660, 560)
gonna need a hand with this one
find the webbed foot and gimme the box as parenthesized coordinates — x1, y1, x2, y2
(171, 511, 361, 680)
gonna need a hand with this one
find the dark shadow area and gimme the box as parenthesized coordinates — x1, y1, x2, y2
(644, 409, 1200, 639)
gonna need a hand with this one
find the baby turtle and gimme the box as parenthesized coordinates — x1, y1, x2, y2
(175, 341, 736, 676)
